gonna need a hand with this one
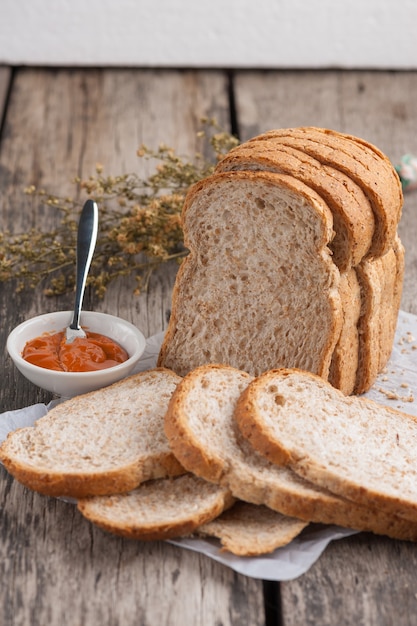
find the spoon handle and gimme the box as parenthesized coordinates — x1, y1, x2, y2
(69, 200, 99, 331)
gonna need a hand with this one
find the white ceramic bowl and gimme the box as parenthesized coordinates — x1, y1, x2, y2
(7, 310, 147, 397)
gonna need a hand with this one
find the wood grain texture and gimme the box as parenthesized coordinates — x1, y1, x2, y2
(233, 69, 417, 625)
(0, 67, 231, 402)
(0, 467, 263, 626)
(0, 68, 265, 626)
(0, 66, 11, 122)
(0, 67, 230, 228)
(280, 532, 417, 626)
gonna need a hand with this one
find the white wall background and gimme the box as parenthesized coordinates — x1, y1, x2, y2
(1, 0, 417, 69)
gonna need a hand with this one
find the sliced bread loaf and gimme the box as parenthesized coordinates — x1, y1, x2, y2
(0, 368, 184, 498)
(77, 474, 235, 541)
(214, 132, 404, 395)
(235, 368, 417, 522)
(197, 501, 308, 556)
(165, 364, 417, 541)
(158, 170, 342, 379)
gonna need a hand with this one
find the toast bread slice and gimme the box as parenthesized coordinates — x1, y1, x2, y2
(158, 170, 342, 380)
(236, 368, 417, 523)
(0, 369, 185, 498)
(77, 474, 235, 541)
(198, 501, 308, 556)
(354, 241, 404, 393)
(328, 268, 361, 395)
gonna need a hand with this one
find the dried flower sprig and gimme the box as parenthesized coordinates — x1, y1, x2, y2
(0, 119, 239, 297)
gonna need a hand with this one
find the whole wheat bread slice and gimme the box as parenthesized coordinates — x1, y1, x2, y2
(197, 501, 308, 556)
(77, 474, 235, 541)
(165, 364, 417, 541)
(328, 268, 361, 395)
(380, 234, 405, 372)
(236, 368, 417, 523)
(216, 141, 375, 270)
(158, 170, 342, 380)
(247, 127, 402, 258)
(0, 368, 184, 498)
(354, 237, 404, 394)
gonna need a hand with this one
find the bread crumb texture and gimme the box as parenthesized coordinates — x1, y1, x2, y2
(160, 171, 340, 379)
(198, 501, 308, 556)
(3, 370, 179, 470)
(240, 369, 417, 520)
(77, 474, 235, 541)
(79, 475, 228, 525)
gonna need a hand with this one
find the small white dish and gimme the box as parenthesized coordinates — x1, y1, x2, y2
(7, 310, 147, 397)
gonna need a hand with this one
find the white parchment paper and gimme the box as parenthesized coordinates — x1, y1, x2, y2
(1, 310, 416, 581)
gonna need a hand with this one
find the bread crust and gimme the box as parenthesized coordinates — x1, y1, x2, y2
(247, 127, 403, 258)
(328, 268, 361, 395)
(0, 457, 183, 499)
(77, 475, 235, 541)
(383, 234, 405, 371)
(0, 368, 185, 498)
(216, 141, 375, 270)
(235, 368, 417, 524)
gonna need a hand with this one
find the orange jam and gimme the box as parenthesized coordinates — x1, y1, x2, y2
(22, 330, 129, 372)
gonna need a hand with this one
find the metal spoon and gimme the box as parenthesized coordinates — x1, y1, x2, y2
(65, 199, 99, 343)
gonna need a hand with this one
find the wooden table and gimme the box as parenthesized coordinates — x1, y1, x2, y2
(0, 66, 416, 626)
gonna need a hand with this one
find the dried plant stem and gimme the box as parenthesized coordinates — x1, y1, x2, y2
(0, 120, 239, 298)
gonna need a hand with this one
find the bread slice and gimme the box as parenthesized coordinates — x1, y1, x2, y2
(382, 234, 405, 371)
(216, 141, 375, 271)
(311, 126, 404, 196)
(328, 268, 361, 395)
(77, 474, 235, 541)
(324, 236, 404, 395)
(0, 368, 185, 498)
(157, 170, 342, 379)
(328, 235, 404, 395)
(236, 368, 417, 523)
(165, 364, 417, 541)
(197, 501, 308, 556)
(247, 127, 402, 258)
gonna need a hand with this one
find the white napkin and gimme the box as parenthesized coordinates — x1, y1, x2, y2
(0, 311, 416, 581)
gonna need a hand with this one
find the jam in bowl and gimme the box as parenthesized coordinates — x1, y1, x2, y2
(7, 311, 147, 397)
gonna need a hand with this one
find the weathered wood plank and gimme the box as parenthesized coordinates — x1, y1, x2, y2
(0, 68, 265, 626)
(0, 66, 11, 122)
(0, 67, 229, 230)
(233, 69, 417, 626)
(0, 66, 12, 120)
(0, 467, 264, 626)
(0, 67, 232, 401)
(279, 532, 417, 626)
